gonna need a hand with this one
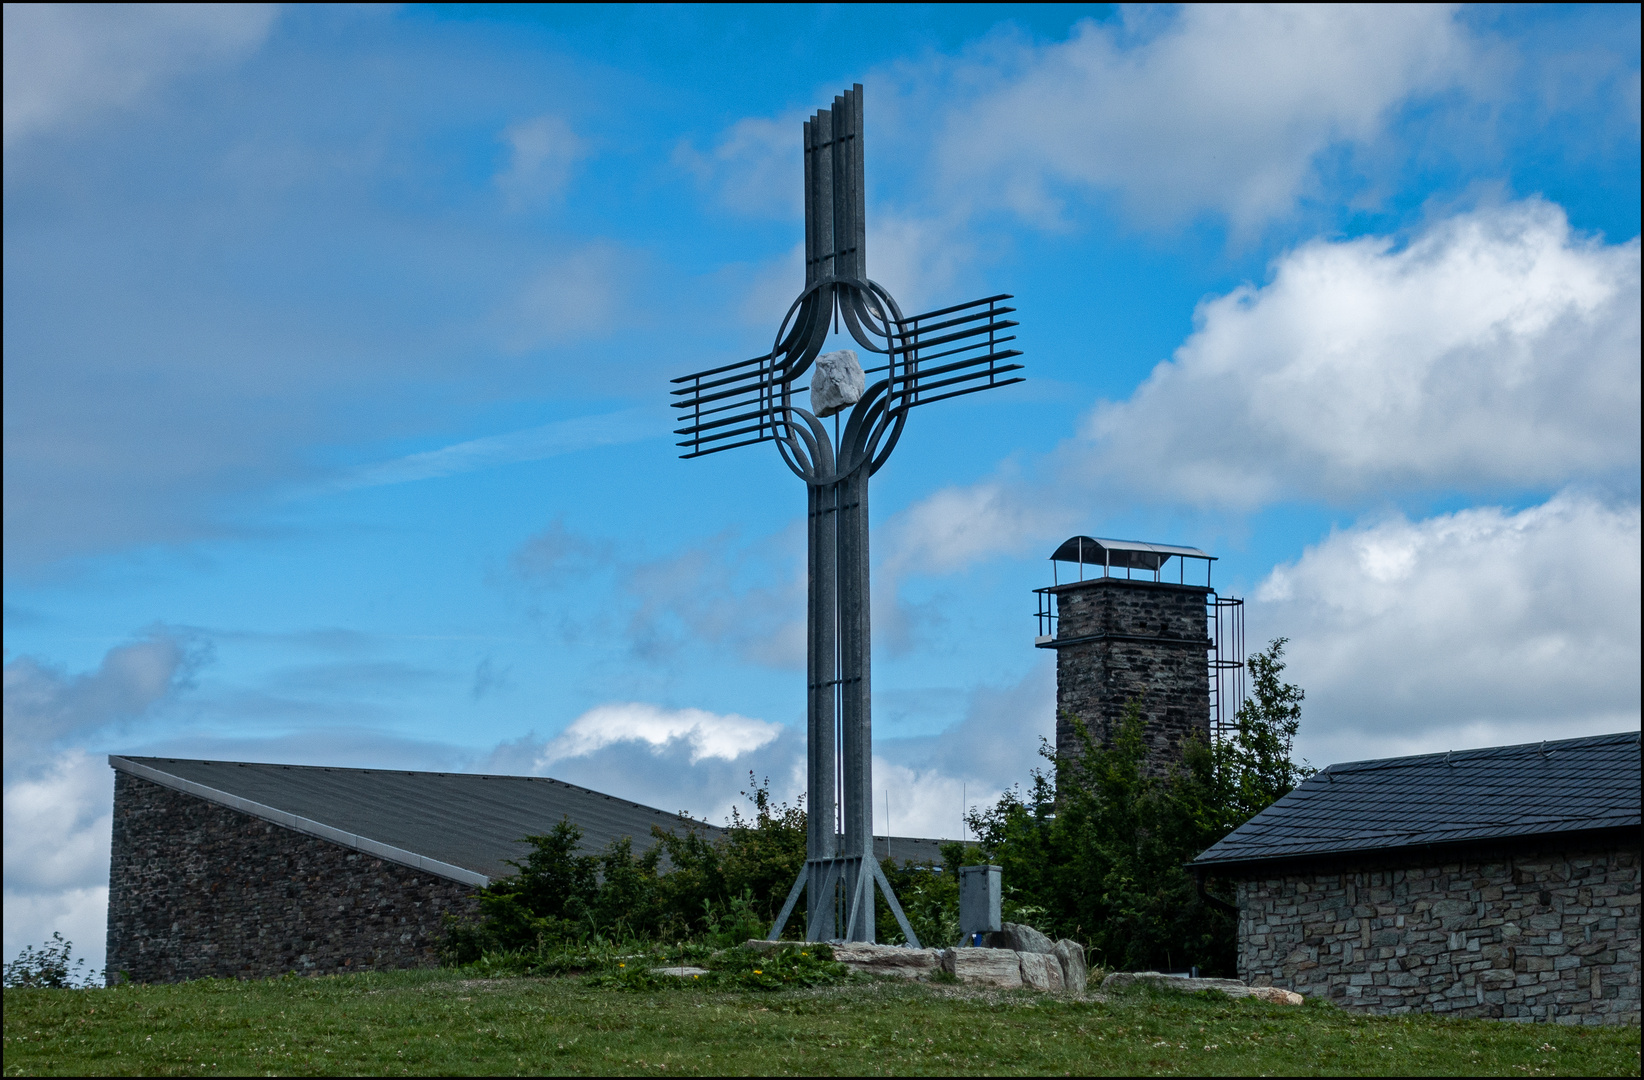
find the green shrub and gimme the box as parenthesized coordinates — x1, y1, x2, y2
(3, 933, 100, 989)
(445, 778, 809, 961)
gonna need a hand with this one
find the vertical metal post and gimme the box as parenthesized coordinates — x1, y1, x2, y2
(812, 110, 834, 283)
(805, 481, 839, 941)
(837, 466, 875, 942)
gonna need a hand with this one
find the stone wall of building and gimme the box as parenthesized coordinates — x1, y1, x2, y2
(1235, 843, 1641, 1024)
(1053, 578, 1210, 776)
(107, 771, 480, 984)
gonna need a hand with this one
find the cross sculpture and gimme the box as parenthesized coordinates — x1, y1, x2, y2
(670, 85, 1023, 945)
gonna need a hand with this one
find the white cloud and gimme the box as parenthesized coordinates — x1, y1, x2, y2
(542, 703, 783, 766)
(1, 630, 208, 977)
(483, 711, 802, 825)
(3, 3, 276, 147)
(873, 660, 1055, 839)
(329, 408, 657, 492)
(620, 525, 808, 669)
(870, 760, 972, 844)
(673, 113, 802, 219)
(3, 749, 111, 896)
(3, 886, 108, 984)
(693, 8, 1482, 238)
(883, 475, 1072, 577)
(505, 243, 634, 347)
(1255, 490, 1641, 766)
(480, 665, 1053, 839)
(497, 113, 587, 205)
(886, 199, 1642, 578)
(929, 5, 1474, 230)
(864, 212, 978, 316)
(1082, 199, 1640, 505)
(3, 628, 207, 768)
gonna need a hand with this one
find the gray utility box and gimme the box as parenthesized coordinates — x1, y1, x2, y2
(958, 864, 1002, 936)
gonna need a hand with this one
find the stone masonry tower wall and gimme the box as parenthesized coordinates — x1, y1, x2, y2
(1051, 578, 1211, 777)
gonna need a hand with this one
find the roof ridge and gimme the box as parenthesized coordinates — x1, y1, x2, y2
(1319, 731, 1639, 775)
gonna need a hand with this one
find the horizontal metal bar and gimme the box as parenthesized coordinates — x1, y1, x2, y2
(668, 365, 779, 398)
(900, 365, 1023, 400)
(676, 417, 777, 445)
(678, 433, 774, 459)
(670, 376, 783, 410)
(670, 351, 774, 384)
(893, 305, 1016, 342)
(899, 293, 1013, 323)
(674, 405, 778, 437)
(894, 335, 1018, 373)
(671, 394, 778, 424)
(668, 360, 786, 398)
(902, 376, 1025, 410)
(893, 347, 1021, 386)
(901, 318, 1019, 355)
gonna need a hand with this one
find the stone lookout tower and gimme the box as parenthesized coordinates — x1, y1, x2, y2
(1035, 537, 1243, 776)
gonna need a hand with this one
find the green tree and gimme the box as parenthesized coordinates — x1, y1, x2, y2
(962, 637, 1310, 975)
(1221, 636, 1309, 822)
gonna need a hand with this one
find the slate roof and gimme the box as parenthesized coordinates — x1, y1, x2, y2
(1192, 731, 1641, 873)
(110, 756, 945, 886)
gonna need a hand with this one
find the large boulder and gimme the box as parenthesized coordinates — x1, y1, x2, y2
(1053, 939, 1088, 993)
(1019, 951, 1064, 991)
(943, 948, 1023, 988)
(742, 939, 799, 955)
(1101, 971, 1303, 1004)
(989, 921, 1056, 954)
(810, 349, 865, 417)
(830, 943, 942, 979)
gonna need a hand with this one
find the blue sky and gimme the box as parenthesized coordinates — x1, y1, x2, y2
(4, 4, 1639, 973)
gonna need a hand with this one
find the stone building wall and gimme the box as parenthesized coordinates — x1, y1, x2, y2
(1235, 843, 1641, 1024)
(107, 771, 480, 984)
(1053, 578, 1210, 776)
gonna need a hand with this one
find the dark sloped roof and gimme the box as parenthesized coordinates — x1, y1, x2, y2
(1192, 731, 1641, 873)
(111, 756, 948, 886)
(113, 756, 724, 884)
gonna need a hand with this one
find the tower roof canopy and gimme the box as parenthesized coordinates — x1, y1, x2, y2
(1049, 535, 1211, 572)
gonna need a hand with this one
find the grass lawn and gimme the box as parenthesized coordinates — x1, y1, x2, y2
(4, 968, 1639, 1076)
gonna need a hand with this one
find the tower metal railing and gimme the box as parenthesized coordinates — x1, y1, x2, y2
(1209, 594, 1245, 745)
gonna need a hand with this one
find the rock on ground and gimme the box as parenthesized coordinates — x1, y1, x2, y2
(739, 937, 1102, 994)
(742, 939, 796, 955)
(989, 921, 1056, 954)
(1053, 939, 1088, 993)
(652, 966, 710, 977)
(944, 948, 1024, 988)
(830, 943, 943, 979)
(1019, 951, 1064, 991)
(1101, 971, 1304, 1004)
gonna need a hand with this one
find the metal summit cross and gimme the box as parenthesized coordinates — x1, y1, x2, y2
(669, 85, 1023, 945)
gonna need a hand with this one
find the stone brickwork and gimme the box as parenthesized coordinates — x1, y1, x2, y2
(107, 771, 479, 984)
(1052, 578, 1210, 776)
(1235, 844, 1641, 1024)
